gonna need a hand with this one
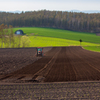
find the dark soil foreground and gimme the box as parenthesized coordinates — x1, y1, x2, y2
(0, 46, 100, 83)
(0, 47, 52, 75)
(0, 46, 100, 100)
(0, 81, 100, 100)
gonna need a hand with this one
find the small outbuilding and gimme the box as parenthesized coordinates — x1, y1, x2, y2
(15, 30, 24, 35)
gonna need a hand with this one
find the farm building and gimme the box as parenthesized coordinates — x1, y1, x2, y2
(15, 30, 24, 35)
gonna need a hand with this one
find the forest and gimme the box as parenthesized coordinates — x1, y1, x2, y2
(0, 10, 100, 33)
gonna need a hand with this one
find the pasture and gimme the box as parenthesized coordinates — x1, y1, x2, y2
(13, 27, 100, 44)
(13, 27, 100, 52)
(0, 27, 100, 52)
(29, 36, 99, 47)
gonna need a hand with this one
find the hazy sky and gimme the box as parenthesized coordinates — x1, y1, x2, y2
(0, 0, 100, 11)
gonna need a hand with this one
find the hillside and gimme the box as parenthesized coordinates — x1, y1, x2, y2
(0, 10, 100, 33)
(14, 27, 100, 44)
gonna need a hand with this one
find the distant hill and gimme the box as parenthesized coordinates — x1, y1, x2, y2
(69, 10, 100, 13)
(0, 10, 22, 13)
(0, 10, 100, 33)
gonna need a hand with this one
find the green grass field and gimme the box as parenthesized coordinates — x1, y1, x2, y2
(13, 27, 100, 44)
(83, 46, 100, 52)
(1, 27, 100, 52)
(29, 36, 100, 47)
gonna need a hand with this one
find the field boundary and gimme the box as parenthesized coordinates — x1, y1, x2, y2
(82, 46, 100, 53)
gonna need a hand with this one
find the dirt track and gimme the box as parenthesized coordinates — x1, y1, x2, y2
(1, 46, 100, 83)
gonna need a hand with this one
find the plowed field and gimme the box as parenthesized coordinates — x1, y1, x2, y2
(1, 46, 100, 83)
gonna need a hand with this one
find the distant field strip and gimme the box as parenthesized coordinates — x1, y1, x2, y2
(1, 27, 99, 52)
(0, 36, 99, 48)
(13, 27, 100, 44)
(29, 36, 100, 47)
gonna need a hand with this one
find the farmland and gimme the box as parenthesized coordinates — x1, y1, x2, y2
(0, 27, 100, 52)
(1, 27, 100, 83)
(29, 36, 99, 47)
(13, 27, 100, 44)
(1, 46, 100, 83)
(83, 46, 100, 52)
(13, 27, 100, 52)
(0, 47, 51, 75)
(0, 12, 100, 100)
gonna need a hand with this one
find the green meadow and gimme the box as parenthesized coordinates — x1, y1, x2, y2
(13, 27, 100, 44)
(29, 36, 99, 47)
(0, 27, 100, 52)
(83, 46, 100, 52)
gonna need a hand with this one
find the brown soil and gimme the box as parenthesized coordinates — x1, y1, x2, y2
(1, 46, 100, 83)
(0, 47, 52, 75)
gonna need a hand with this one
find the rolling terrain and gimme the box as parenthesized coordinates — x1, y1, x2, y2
(13, 27, 100, 44)
(13, 27, 100, 52)
(0, 47, 52, 75)
(1, 46, 100, 99)
(1, 46, 100, 83)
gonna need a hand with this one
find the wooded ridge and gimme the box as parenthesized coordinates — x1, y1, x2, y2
(0, 10, 100, 33)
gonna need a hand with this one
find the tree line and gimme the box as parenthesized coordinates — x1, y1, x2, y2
(0, 10, 100, 33)
(0, 24, 30, 48)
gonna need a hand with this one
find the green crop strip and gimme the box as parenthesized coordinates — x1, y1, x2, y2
(1, 27, 100, 52)
(29, 36, 100, 47)
(13, 27, 100, 44)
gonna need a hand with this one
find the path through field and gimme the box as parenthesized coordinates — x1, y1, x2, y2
(1, 46, 100, 83)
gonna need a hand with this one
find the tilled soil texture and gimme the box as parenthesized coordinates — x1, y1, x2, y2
(0, 47, 52, 75)
(1, 46, 100, 83)
(1, 82, 100, 100)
